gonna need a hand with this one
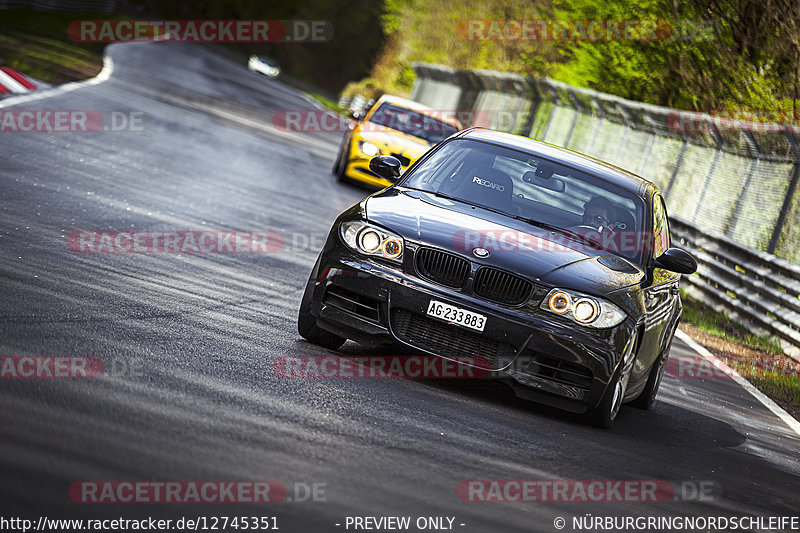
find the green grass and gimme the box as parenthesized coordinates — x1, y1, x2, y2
(680, 289, 800, 417)
(748, 374, 800, 414)
(680, 289, 785, 354)
(304, 91, 347, 113)
(0, 8, 111, 84)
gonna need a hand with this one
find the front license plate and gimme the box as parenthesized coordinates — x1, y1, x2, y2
(426, 300, 486, 332)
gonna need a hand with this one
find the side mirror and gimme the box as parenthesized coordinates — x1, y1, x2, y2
(349, 111, 362, 121)
(654, 247, 697, 274)
(369, 155, 401, 182)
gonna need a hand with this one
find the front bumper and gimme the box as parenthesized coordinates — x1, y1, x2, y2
(306, 238, 637, 413)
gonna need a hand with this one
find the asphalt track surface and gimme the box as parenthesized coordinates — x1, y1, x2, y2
(1, 42, 799, 532)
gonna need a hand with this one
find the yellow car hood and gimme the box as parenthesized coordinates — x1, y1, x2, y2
(358, 127, 432, 161)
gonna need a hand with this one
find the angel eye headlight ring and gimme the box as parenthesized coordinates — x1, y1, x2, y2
(381, 237, 403, 259)
(573, 298, 599, 323)
(549, 291, 572, 314)
(358, 229, 381, 253)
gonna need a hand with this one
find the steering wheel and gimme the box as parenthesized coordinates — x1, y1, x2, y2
(569, 224, 603, 232)
(566, 224, 612, 249)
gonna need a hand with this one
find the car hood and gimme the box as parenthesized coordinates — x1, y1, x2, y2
(358, 127, 432, 160)
(364, 188, 645, 296)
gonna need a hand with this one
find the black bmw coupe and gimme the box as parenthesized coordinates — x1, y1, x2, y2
(298, 128, 696, 427)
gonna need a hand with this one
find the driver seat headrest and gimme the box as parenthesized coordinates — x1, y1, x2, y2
(453, 166, 513, 211)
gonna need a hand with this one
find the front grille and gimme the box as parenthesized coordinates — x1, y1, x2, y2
(391, 152, 411, 166)
(415, 248, 470, 289)
(391, 309, 516, 370)
(323, 286, 381, 322)
(472, 267, 533, 305)
(521, 354, 593, 390)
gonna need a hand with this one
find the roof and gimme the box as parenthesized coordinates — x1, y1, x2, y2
(459, 128, 655, 196)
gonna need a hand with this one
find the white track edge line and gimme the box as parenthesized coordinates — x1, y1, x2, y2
(675, 329, 800, 438)
(0, 54, 114, 109)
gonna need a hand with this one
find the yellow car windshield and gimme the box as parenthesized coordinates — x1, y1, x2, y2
(367, 103, 458, 144)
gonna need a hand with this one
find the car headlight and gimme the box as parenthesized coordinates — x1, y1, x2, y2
(358, 140, 381, 157)
(340, 221, 403, 262)
(541, 288, 626, 328)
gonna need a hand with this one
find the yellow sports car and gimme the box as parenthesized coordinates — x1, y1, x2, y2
(333, 95, 462, 188)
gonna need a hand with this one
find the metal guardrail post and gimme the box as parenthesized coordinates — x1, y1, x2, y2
(561, 90, 582, 148)
(613, 104, 634, 164)
(689, 123, 724, 221)
(454, 70, 482, 126)
(664, 139, 688, 197)
(768, 129, 800, 254)
(637, 112, 657, 176)
(539, 85, 561, 142)
(725, 129, 761, 237)
(586, 96, 605, 154)
(725, 156, 760, 236)
(520, 77, 541, 136)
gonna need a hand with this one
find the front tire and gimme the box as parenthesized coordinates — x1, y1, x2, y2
(297, 308, 346, 350)
(587, 364, 630, 429)
(297, 266, 346, 350)
(333, 135, 351, 182)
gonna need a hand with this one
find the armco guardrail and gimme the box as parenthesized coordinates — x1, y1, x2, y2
(671, 216, 800, 354)
(410, 62, 800, 265)
(409, 62, 800, 354)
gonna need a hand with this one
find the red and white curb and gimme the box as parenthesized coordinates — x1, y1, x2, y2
(0, 55, 114, 109)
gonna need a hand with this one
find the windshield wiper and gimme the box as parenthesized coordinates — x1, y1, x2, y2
(513, 216, 600, 247)
(419, 190, 516, 218)
(404, 188, 600, 248)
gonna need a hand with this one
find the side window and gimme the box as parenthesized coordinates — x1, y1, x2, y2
(652, 194, 670, 257)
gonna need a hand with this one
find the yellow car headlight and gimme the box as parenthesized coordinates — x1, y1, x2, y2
(358, 141, 381, 157)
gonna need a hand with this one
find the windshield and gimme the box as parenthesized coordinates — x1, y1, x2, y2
(366, 103, 459, 144)
(400, 138, 648, 263)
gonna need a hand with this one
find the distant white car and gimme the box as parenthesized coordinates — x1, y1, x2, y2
(248, 55, 280, 79)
